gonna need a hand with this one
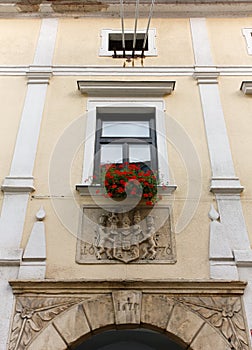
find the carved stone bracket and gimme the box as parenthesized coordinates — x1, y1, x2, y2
(8, 280, 250, 350)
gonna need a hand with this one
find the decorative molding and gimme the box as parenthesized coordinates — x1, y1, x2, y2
(26, 71, 52, 85)
(77, 80, 175, 97)
(2, 65, 252, 77)
(19, 207, 46, 279)
(8, 296, 85, 350)
(240, 81, 252, 95)
(179, 296, 249, 350)
(0, 248, 23, 266)
(210, 177, 244, 194)
(9, 280, 247, 295)
(234, 250, 252, 267)
(1, 176, 35, 193)
(193, 69, 219, 84)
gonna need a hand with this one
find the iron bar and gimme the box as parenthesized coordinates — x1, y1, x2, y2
(141, 0, 155, 57)
(132, 0, 139, 58)
(120, 0, 126, 57)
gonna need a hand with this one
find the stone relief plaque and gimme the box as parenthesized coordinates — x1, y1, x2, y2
(76, 205, 176, 264)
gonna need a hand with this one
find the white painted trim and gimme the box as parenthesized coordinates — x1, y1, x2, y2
(242, 28, 252, 55)
(80, 98, 171, 187)
(234, 250, 252, 267)
(190, 18, 213, 66)
(33, 18, 58, 65)
(8, 83, 48, 178)
(196, 83, 238, 180)
(0, 248, 23, 266)
(99, 28, 157, 57)
(3, 65, 252, 77)
(0, 193, 30, 249)
(1, 176, 35, 192)
(210, 177, 244, 194)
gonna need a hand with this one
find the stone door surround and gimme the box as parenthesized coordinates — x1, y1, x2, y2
(8, 280, 250, 350)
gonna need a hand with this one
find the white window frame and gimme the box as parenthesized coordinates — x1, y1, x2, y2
(99, 28, 157, 57)
(242, 28, 252, 55)
(81, 98, 169, 186)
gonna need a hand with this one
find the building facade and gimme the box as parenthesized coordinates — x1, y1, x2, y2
(0, 1, 252, 349)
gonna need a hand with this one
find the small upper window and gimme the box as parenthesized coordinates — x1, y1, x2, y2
(109, 33, 148, 52)
(99, 29, 157, 57)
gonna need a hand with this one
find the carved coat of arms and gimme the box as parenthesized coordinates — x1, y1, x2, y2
(76, 206, 176, 264)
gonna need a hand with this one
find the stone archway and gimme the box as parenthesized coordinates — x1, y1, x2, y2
(8, 280, 250, 350)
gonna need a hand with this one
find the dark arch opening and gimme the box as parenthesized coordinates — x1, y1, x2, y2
(74, 328, 184, 350)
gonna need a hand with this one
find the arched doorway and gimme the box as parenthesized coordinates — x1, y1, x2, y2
(9, 280, 249, 350)
(74, 328, 184, 350)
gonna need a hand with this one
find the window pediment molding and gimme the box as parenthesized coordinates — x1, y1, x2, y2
(77, 80, 175, 97)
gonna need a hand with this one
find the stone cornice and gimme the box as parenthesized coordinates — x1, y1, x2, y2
(1, 1, 252, 18)
(9, 279, 247, 295)
(77, 80, 175, 97)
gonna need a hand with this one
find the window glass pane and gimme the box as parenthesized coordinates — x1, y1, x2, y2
(129, 144, 151, 163)
(100, 144, 123, 164)
(102, 121, 150, 137)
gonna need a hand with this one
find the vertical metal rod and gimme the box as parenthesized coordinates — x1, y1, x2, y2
(141, 0, 155, 57)
(120, 0, 126, 57)
(132, 0, 139, 58)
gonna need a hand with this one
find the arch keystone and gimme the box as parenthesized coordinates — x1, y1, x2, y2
(112, 290, 142, 325)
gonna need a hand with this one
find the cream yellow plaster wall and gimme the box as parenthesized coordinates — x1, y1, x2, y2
(53, 18, 194, 66)
(0, 19, 41, 65)
(25, 75, 211, 280)
(206, 18, 252, 65)
(218, 76, 252, 246)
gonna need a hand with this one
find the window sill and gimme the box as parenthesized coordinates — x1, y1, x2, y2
(75, 184, 177, 196)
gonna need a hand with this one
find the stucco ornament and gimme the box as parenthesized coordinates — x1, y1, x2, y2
(179, 296, 249, 350)
(8, 297, 84, 350)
